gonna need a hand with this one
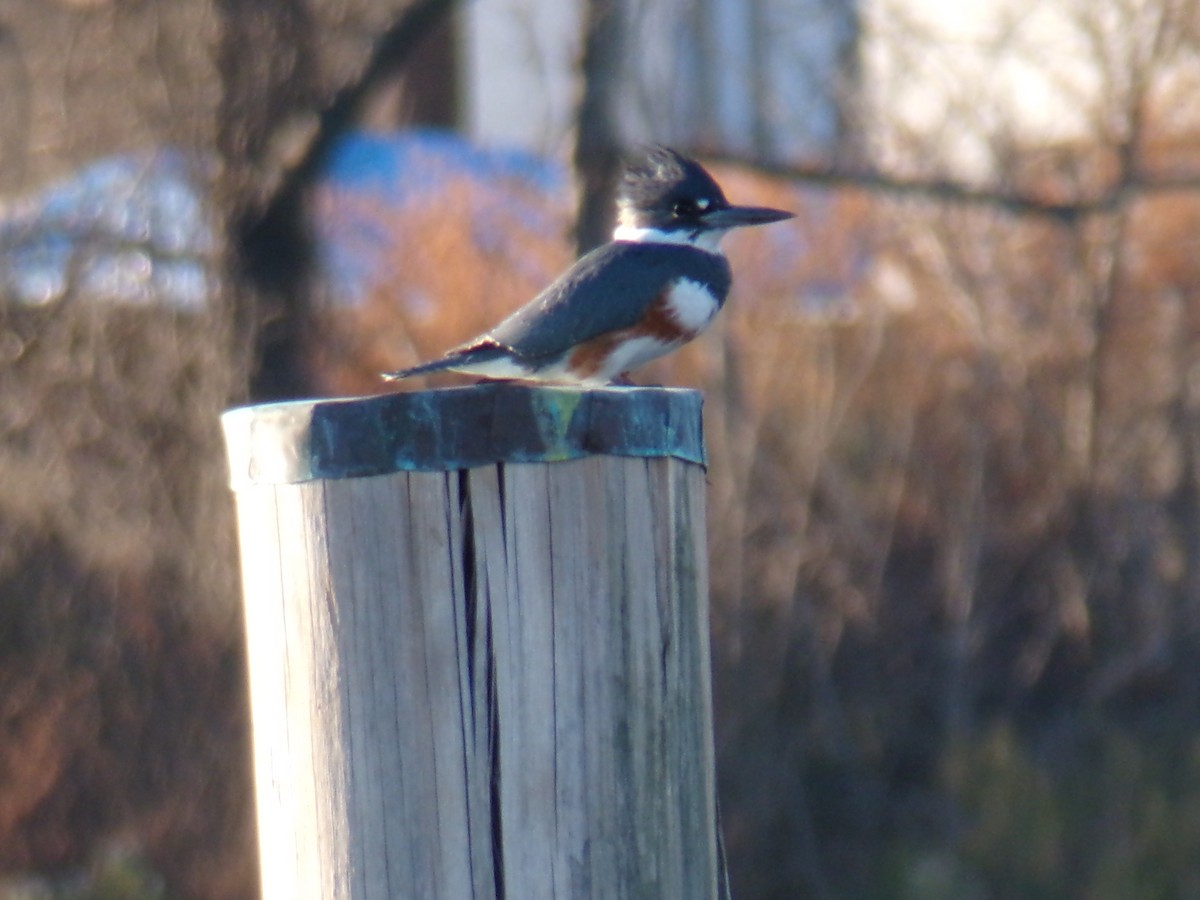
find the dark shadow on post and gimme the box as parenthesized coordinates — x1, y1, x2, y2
(221, 382, 722, 899)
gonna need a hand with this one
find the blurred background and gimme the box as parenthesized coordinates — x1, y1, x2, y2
(3, 0, 1200, 897)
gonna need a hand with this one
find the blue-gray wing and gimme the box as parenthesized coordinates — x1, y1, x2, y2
(486, 242, 732, 362)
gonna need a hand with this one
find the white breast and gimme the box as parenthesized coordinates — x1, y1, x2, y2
(666, 278, 721, 333)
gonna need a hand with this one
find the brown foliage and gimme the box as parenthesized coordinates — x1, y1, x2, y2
(309, 170, 573, 394)
(0, 297, 255, 898)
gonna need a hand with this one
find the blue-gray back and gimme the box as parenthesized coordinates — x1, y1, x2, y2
(488, 242, 732, 361)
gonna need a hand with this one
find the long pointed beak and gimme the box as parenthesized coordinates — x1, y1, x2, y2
(703, 204, 795, 229)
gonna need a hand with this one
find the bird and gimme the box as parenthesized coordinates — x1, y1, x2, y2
(382, 145, 794, 386)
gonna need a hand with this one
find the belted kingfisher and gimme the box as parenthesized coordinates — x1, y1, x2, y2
(382, 146, 793, 385)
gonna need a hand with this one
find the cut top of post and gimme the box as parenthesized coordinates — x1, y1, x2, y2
(221, 383, 705, 489)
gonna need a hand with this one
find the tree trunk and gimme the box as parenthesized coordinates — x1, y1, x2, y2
(572, 0, 625, 256)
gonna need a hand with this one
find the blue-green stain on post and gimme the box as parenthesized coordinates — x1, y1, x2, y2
(529, 390, 584, 463)
(221, 383, 706, 490)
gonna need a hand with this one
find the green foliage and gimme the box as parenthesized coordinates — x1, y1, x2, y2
(0, 845, 165, 900)
(882, 724, 1200, 900)
(85, 850, 166, 900)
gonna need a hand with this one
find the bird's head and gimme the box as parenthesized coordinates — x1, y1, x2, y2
(613, 145, 794, 251)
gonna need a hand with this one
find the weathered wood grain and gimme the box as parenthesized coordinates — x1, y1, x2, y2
(225, 387, 718, 899)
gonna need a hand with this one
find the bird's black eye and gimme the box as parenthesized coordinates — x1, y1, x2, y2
(672, 198, 698, 217)
(673, 197, 714, 217)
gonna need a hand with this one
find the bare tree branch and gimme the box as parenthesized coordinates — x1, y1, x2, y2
(705, 152, 1200, 221)
(236, 0, 463, 400)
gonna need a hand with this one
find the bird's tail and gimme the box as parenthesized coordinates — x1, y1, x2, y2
(381, 341, 511, 381)
(381, 356, 462, 381)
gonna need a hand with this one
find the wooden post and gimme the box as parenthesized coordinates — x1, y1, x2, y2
(221, 383, 720, 900)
